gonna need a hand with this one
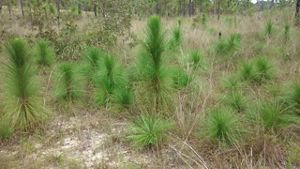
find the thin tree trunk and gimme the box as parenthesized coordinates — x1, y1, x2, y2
(155, 1, 160, 15)
(217, 0, 221, 20)
(188, 0, 193, 17)
(8, 1, 12, 16)
(20, 0, 24, 17)
(0, 0, 2, 14)
(178, 0, 181, 16)
(93, 0, 97, 17)
(56, 0, 61, 27)
(296, 0, 300, 25)
(270, 0, 275, 9)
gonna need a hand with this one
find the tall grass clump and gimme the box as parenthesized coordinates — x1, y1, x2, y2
(187, 50, 205, 70)
(127, 115, 172, 149)
(283, 24, 290, 44)
(215, 33, 241, 57)
(284, 83, 300, 115)
(94, 54, 129, 107)
(258, 101, 299, 132)
(264, 20, 274, 39)
(171, 67, 190, 89)
(55, 63, 83, 102)
(3, 38, 48, 130)
(167, 20, 183, 50)
(239, 56, 274, 84)
(223, 91, 247, 113)
(0, 120, 13, 139)
(33, 39, 55, 67)
(202, 107, 242, 146)
(136, 15, 173, 113)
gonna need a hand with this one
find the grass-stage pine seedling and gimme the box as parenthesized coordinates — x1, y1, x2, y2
(94, 54, 128, 106)
(83, 47, 105, 83)
(223, 91, 247, 113)
(239, 56, 274, 84)
(127, 115, 172, 149)
(167, 20, 183, 51)
(283, 83, 300, 115)
(264, 20, 274, 39)
(202, 107, 242, 146)
(33, 39, 55, 67)
(55, 63, 83, 102)
(171, 67, 190, 89)
(258, 101, 299, 132)
(215, 33, 241, 57)
(187, 50, 205, 70)
(3, 38, 48, 131)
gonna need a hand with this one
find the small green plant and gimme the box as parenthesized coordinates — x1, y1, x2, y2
(0, 120, 13, 139)
(284, 83, 300, 115)
(95, 55, 127, 106)
(187, 50, 205, 69)
(3, 38, 48, 130)
(264, 20, 273, 38)
(223, 91, 247, 113)
(283, 24, 290, 43)
(83, 47, 105, 83)
(127, 115, 172, 149)
(239, 56, 274, 84)
(171, 67, 190, 89)
(202, 107, 242, 145)
(258, 101, 299, 132)
(167, 20, 183, 50)
(222, 75, 242, 91)
(215, 33, 241, 57)
(253, 56, 274, 83)
(239, 62, 256, 82)
(55, 63, 83, 102)
(33, 39, 55, 67)
(113, 87, 133, 108)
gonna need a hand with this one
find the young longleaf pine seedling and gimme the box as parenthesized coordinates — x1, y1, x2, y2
(33, 39, 55, 67)
(127, 115, 172, 149)
(202, 107, 242, 146)
(3, 38, 48, 131)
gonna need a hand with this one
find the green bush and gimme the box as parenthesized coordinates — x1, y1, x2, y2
(167, 20, 183, 50)
(215, 33, 241, 57)
(0, 120, 13, 139)
(171, 67, 190, 89)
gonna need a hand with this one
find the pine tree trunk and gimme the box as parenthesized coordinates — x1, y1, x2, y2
(93, 0, 97, 17)
(56, 0, 61, 27)
(20, 0, 24, 17)
(178, 0, 181, 16)
(0, 0, 2, 14)
(155, 1, 160, 15)
(217, 0, 221, 20)
(188, 0, 193, 17)
(8, 1, 12, 16)
(296, 0, 300, 25)
(270, 0, 275, 9)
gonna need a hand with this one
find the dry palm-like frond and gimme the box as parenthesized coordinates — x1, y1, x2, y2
(3, 38, 48, 131)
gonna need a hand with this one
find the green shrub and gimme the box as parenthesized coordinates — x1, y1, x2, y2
(239, 62, 256, 82)
(55, 63, 83, 102)
(127, 115, 172, 149)
(33, 39, 55, 67)
(113, 87, 133, 108)
(202, 107, 242, 145)
(3, 38, 48, 130)
(283, 24, 290, 43)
